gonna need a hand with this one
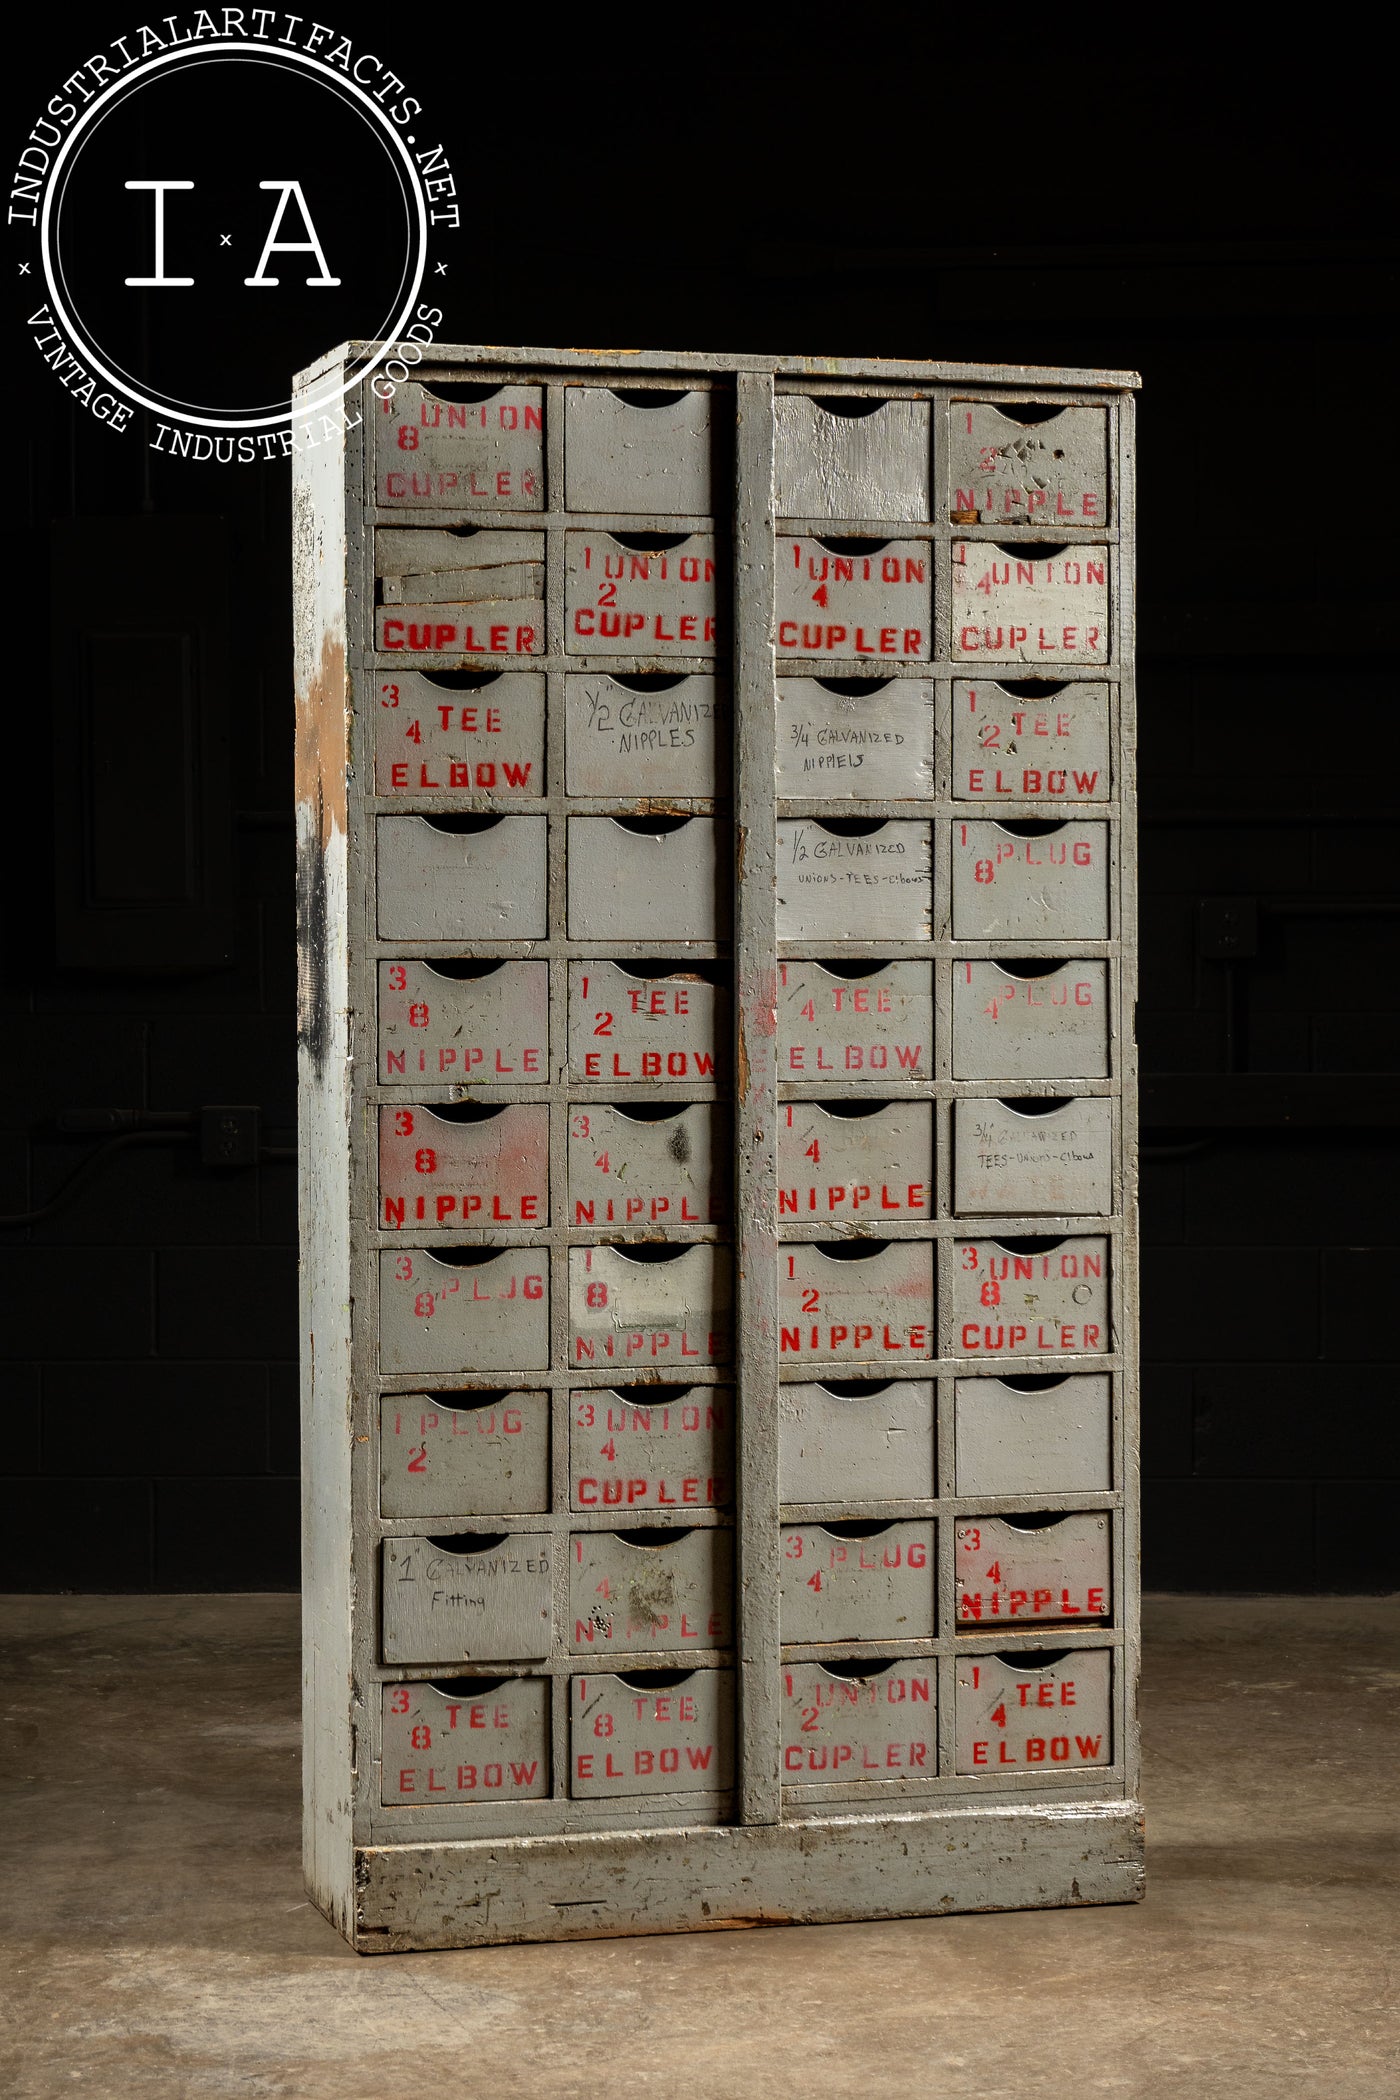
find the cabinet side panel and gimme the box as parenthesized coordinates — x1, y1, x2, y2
(294, 361, 355, 1935)
(1117, 391, 1142, 1798)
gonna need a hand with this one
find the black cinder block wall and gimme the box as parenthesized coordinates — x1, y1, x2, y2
(2, 40, 1395, 1588)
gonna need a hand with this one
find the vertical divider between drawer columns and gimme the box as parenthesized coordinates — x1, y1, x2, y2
(545, 380, 572, 1799)
(734, 371, 781, 1825)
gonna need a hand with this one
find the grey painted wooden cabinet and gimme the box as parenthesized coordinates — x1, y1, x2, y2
(294, 343, 1141, 1952)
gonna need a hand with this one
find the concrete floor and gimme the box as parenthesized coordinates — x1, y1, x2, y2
(1, 1598, 1396, 2100)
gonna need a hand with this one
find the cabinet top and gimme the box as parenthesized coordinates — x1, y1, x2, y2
(297, 341, 1141, 394)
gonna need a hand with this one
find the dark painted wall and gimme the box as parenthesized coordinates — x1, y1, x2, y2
(3, 34, 1395, 1588)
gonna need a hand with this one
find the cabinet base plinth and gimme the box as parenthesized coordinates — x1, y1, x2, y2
(348, 1800, 1145, 1952)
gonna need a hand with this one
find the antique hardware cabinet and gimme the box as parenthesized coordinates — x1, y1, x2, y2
(294, 341, 1141, 1951)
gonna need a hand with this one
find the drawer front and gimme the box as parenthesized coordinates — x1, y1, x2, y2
(952, 542, 1109, 666)
(777, 821, 933, 942)
(779, 1379, 935, 1503)
(781, 1659, 937, 1781)
(951, 821, 1109, 942)
(378, 960, 549, 1087)
(569, 1244, 733, 1370)
(952, 961, 1110, 1081)
(565, 532, 719, 656)
(954, 1375, 1112, 1498)
(374, 382, 544, 509)
(952, 678, 1111, 802)
(775, 396, 931, 523)
(564, 388, 715, 515)
(381, 1532, 552, 1664)
(956, 1514, 1111, 1627)
(567, 1104, 728, 1228)
(379, 1248, 550, 1375)
(381, 1676, 551, 1804)
(953, 1236, 1110, 1356)
(778, 1100, 933, 1223)
(379, 1390, 551, 1520)
(564, 672, 725, 797)
(948, 401, 1108, 529)
(571, 1386, 734, 1512)
(955, 1649, 1112, 1774)
(373, 668, 545, 798)
(780, 1521, 936, 1642)
(780, 1242, 935, 1363)
(376, 815, 548, 942)
(778, 959, 932, 1082)
(566, 818, 722, 941)
(379, 1104, 549, 1232)
(570, 1669, 734, 1797)
(567, 961, 725, 1085)
(952, 1099, 1113, 1217)
(776, 538, 931, 661)
(569, 1529, 734, 1653)
(775, 676, 936, 799)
